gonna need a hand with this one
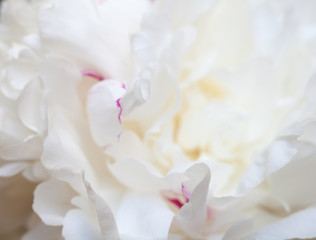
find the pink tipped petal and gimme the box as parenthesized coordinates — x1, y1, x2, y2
(86, 80, 126, 147)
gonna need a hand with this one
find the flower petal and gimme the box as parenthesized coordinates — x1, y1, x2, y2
(235, 139, 297, 197)
(169, 163, 211, 238)
(0, 162, 29, 177)
(17, 78, 46, 134)
(108, 157, 164, 191)
(39, 0, 148, 81)
(62, 209, 103, 240)
(252, 207, 316, 240)
(33, 178, 76, 226)
(85, 181, 120, 239)
(116, 191, 174, 239)
(86, 80, 126, 147)
(0, 135, 43, 161)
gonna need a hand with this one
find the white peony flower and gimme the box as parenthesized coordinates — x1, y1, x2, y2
(1, 0, 316, 239)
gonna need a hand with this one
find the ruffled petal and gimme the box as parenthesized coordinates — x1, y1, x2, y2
(39, 0, 149, 81)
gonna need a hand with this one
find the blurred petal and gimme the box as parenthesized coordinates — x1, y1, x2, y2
(0, 162, 29, 177)
(22, 223, 62, 240)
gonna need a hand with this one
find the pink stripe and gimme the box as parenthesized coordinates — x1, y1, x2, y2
(166, 197, 184, 209)
(207, 205, 212, 220)
(81, 69, 104, 81)
(163, 184, 191, 210)
(116, 98, 123, 123)
(181, 184, 190, 203)
(102, 144, 112, 151)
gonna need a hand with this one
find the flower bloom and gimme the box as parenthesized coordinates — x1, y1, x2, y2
(1, 0, 316, 239)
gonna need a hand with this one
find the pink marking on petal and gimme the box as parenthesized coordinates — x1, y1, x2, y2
(181, 184, 191, 203)
(102, 144, 112, 151)
(121, 82, 126, 89)
(207, 205, 212, 220)
(162, 184, 191, 210)
(116, 98, 123, 123)
(166, 197, 184, 209)
(81, 69, 104, 81)
(117, 130, 123, 141)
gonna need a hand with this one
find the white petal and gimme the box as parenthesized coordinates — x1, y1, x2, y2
(108, 157, 164, 191)
(159, 0, 215, 28)
(62, 209, 103, 240)
(252, 207, 316, 240)
(123, 54, 181, 134)
(169, 163, 211, 238)
(33, 178, 76, 226)
(0, 162, 29, 177)
(0, 135, 43, 161)
(86, 80, 126, 147)
(22, 161, 49, 182)
(222, 219, 253, 240)
(116, 191, 174, 239)
(85, 181, 120, 239)
(17, 78, 46, 134)
(41, 133, 85, 193)
(38, 57, 82, 111)
(235, 139, 297, 197)
(268, 143, 316, 208)
(0, 93, 32, 140)
(39, 0, 148, 81)
(106, 131, 155, 165)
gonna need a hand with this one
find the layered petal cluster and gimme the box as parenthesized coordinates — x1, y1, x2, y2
(1, 0, 316, 239)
